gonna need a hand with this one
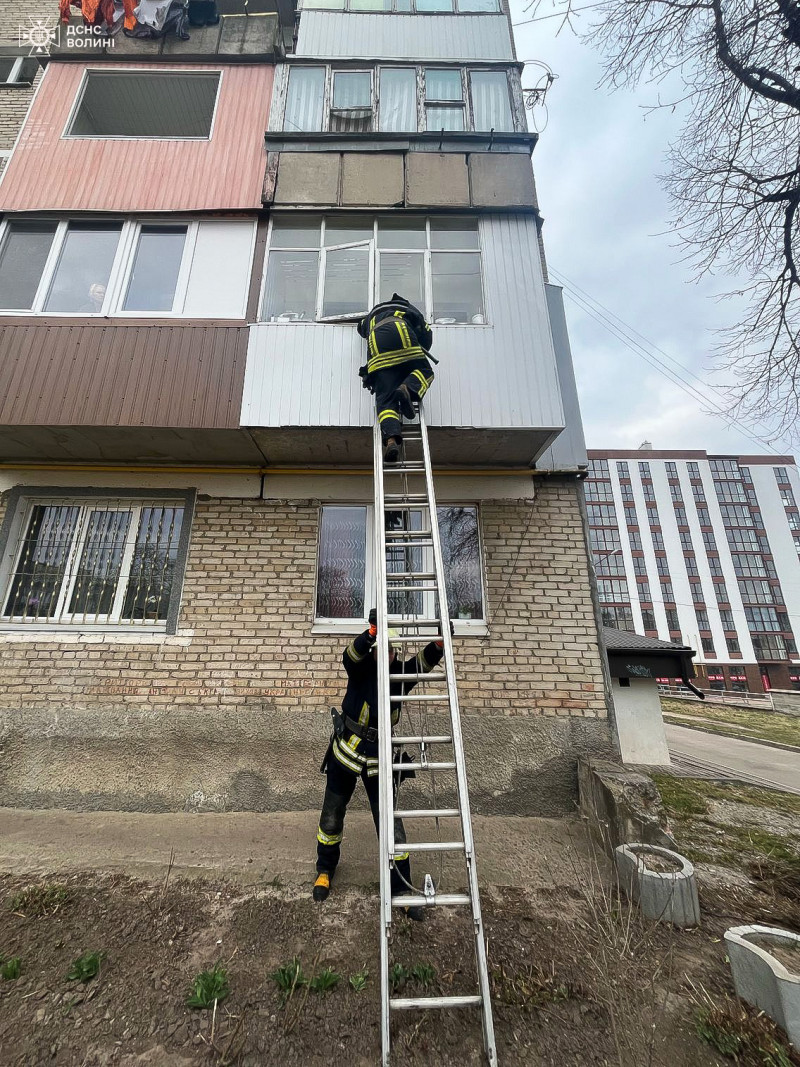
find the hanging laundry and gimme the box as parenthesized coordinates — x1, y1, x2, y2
(188, 0, 219, 27)
(60, 0, 136, 30)
(133, 0, 172, 30)
(125, 0, 190, 38)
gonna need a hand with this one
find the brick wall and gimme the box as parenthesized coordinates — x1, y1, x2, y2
(0, 478, 614, 813)
(0, 0, 53, 177)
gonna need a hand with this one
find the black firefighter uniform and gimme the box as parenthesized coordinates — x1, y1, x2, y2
(316, 628, 445, 895)
(358, 294, 435, 442)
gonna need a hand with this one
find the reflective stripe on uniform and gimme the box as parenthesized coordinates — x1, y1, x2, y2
(417, 647, 432, 672)
(367, 347, 427, 373)
(317, 826, 343, 846)
(411, 369, 432, 397)
(346, 640, 367, 663)
(394, 850, 410, 861)
(379, 408, 400, 423)
(333, 738, 363, 773)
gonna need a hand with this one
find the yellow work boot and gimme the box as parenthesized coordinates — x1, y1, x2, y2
(313, 873, 331, 902)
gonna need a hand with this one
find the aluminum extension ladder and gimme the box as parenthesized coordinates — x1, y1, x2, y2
(372, 402, 497, 1067)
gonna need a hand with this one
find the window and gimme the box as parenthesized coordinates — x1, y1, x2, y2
(638, 580, 651, 599)
(651, 530, 664, 551)
(720, 504, 753, 526)
(306, 0, 500, 10)
(588, 459, 609, 477)
(752, 634, 787, 659)
(587, 504, 618, 526)
(691, 483, 707, 503)
(666, 608, 680, 630)
(673, 506, 688, 526)
(669, 483, 683, 501)
(601, 605, 634, 630)
(710, 458, 740, 476)
(719, 609, 735, 630)
(707, 672, 724, 690)
(284, 64, 515, 134)
(696, 609, 710, 630)
(0, 496, 189, 630)
(68, 71, 220, 139)
(789, 673, 800, 691)
(745, 606, 780, 631)
(732, 554, 768, 578)
(646, 504, 660, 523)
(707, 556, 724, 577)
(774, 466, 791, 486)
(594, 553, 626, 576)
(641, 609, 656, 631)
(788, 512, 800, 531)
(584, 482, 613, 502)
(687, 462, 700, 478)
(701, 637, 716, 655)
(715, 582, 729, 604)
(660, 580, 674, 600)
(738, 579, 774, 604)
(642, 483, 656, 502)
(690, 582, 704, 604)
(728, 642, 742, 657)
(628, 530, 642, 551)
(469, 71, 514, 131)
(262, 215, 484, 324)
(0, 218, 194, 316)
(638, 461, 651, 478)
(679, 530, 694, 550)
(715, 480, 748, 502)
(685, 555, 699, 577)
(702, 530, 717, 551)
(696, 507, 711, 526)
(780, 487, 797, 506)
(597, 579, 629, 602)
(315, 505, 484, 622)
(379, 68, 417, 131)
(590, 529, 622, 553)
(726, 527, 760, 550)
(624, 507, 638, 526)
(0, 56, 39, 86)
(656, 557, 670, 577)
(665, 462, 678, 477)
(617, 461, 630, 477)
(632, 556, 647, 576)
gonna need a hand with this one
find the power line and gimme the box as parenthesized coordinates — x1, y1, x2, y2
(548, 266, 785, 454)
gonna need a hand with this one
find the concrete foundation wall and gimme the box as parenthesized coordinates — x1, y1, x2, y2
(0, 479, 614, 813)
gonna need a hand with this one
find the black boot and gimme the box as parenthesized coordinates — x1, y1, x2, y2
(313, 872, 331, 902)
(383, 437, 400, 465)
(395, 383, 416, 420)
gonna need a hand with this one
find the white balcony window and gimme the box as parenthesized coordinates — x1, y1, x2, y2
(123, 226, 188, 313)
(0, 221, 57, 311)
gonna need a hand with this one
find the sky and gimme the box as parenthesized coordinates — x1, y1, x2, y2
(509, 0, 796, 458)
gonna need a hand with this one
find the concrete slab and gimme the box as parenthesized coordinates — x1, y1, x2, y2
(341, 153, 404, 206)
(469, 153, 537, 208)
(0, 808, 602, 890)
(406, 153, 469, 206)
(274, 152, 340, 205)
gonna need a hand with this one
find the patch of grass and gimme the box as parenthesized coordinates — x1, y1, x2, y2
(349, 967, 368, 992)
(0, 956, 21, 980)
(270, 957, 307, 1004)
(309, 966, 340, 994)
(652, 773, 800, 819)
(66, 951, 105, 983)
(390, 963, 409, 992)
(491, 963, 573, 1009)
(660, 697, 800, 748)
(9, 884, 73, 918)
(186, 962, 230, 1009)
(410, 963, 436, 988)
(695, 1005, 795, 1065)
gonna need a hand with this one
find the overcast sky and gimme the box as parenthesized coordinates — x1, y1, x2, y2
(510, 1, 795, 458)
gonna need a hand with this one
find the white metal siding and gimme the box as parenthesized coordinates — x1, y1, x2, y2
(296, 12, 514, 60)
(183, 221, 256, 319)
(241, 213, 564, 432)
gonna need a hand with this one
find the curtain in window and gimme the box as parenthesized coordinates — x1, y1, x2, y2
(333, 72, 371, 109)
(4, 506, 80, 619)
(470, 71, 513, 131)
(317, 507, 367, 618)
(379, 68, 417, 132)
(426, 69, 462, 101)
(285, 67, 325, 132)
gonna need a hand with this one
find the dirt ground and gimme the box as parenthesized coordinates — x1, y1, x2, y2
(1, 775, 799, 1067)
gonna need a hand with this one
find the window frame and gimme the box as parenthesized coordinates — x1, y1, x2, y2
(0, 487, 195, 635)
(260, 214, 487, 326)
(312, 502, 488, 633)
(303, 0, 503, 13)
(0, 56, 38, 87)
(63, 67, 224, 142)
(0, 217, 198, 319)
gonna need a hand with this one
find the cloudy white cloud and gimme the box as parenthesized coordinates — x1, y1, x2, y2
(511, 2, 795, 456)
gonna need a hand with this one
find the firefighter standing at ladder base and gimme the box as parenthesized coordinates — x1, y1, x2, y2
(313, 609, 449, 919)
(358, 294, 435, 465)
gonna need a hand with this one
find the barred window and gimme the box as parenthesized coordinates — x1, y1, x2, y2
(315, 504, 485, 623)
(0, 495, 190, 630)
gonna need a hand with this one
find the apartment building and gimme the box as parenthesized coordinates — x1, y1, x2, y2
(0, 0, 614, 815)
(586, 449, 800, 694)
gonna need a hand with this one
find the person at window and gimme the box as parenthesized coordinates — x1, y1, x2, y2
(313, 609, 448, 918)
(357, 294, 435, 464)
(81, 283, 106, 314)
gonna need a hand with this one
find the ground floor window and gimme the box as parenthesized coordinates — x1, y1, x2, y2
(315, 504, 485, 624)
(0, 492, 193, 631)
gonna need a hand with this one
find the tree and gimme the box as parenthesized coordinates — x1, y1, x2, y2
(533, 0, 800, 439)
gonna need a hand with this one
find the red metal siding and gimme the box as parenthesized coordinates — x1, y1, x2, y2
(0, 322, 249, 428)
(0, 63, 273, 213)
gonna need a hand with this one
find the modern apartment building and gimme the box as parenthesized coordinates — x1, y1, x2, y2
(586, 449, 800, 693)
(0, 0, 615, 815)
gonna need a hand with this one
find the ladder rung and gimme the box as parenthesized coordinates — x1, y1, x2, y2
(386, 540, 433, 549)
(385, 465, 426, 472)
(390, 995, 482, 1011)
(386, 584, 438, 593)
(393, 693, 449, 702)
(391, 618, 441, 628)
(390, 674, 446, 683)
(384, 497, 430, 504)
(388, 635, 438, 643)
(398, 841, 465, 853)
(385, 529, 432, 538)
(384, 573, 436, 581)
(401, 434, 422, 440)
(391, 892, 469, 906)
(394, 807, 459, 818)
(391, 760, 455, 771)
(392, 732, 450, 742)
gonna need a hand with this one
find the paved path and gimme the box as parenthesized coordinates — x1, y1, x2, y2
(666, 722, 800, 795)
(0, 809, 600, 889)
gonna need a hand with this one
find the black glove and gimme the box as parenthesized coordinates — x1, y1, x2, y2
(435, 620, 455, 647)
(368, 608, 377, 627)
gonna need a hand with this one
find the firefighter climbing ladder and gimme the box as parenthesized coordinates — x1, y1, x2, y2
(372, 403, 497, 1067)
